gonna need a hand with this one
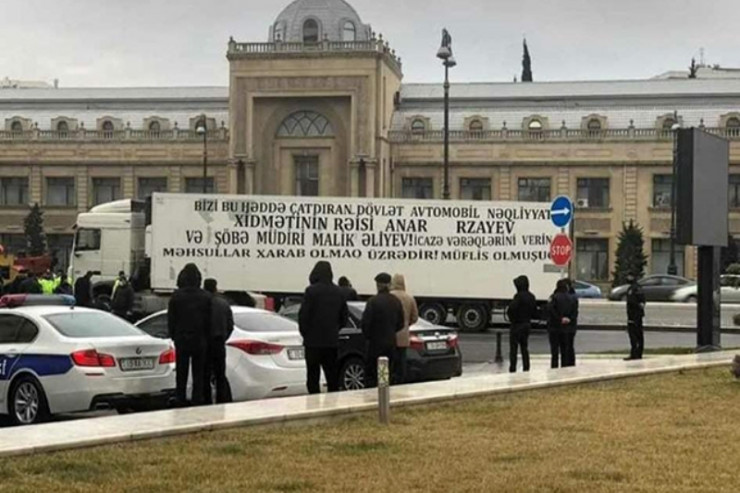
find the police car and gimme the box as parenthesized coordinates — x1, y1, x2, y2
(0, 295, 176, 425)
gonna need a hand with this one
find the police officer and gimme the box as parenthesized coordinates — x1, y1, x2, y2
(625, 275, 646, 360)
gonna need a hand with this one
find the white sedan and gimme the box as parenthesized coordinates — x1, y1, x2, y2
(136, 306, 307, 402)
(0, 304, 176, 425)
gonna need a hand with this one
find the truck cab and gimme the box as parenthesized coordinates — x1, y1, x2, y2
(70, 199, 146, 292)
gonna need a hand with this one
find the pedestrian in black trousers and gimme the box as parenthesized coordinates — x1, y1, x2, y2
(625, 275, 646, 360)
(203, 278, 234, 404)
(168, 263, 211, 407)
(298, 261, 348, 394)
(547, 279, 578, 369)
(562, 280, 579, 367)
(506, 275, 538, 373)
(361, 273, 404, 388)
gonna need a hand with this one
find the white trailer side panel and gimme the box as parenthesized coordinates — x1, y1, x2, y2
(150, 193, 563, 300)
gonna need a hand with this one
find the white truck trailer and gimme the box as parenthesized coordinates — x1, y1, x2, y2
(71, 193, 563, 331)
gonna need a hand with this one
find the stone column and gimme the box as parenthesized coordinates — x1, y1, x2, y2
(226, 160, 239, 194)
(244, 159, 256, 195)
(349, 160, 360, 197)
(365, 161, 377, 198)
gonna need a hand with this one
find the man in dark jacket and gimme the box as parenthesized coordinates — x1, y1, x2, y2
(547, 279, 578, 369)
(74, 271, 94, 307)
(298, 261, 348, 394)
(20, 272, 42, 294)
(203, 278, 233, 404)
(54, 274, 74, 296)
(625, 275, 646, 360)
(111, 276, 134, 320)
(168, 263, 211, 406)
(563, 279, 580, 367)
(338, 276, 359, 301)
(506, 275, 538, 373)
(361, 273, 404, 388)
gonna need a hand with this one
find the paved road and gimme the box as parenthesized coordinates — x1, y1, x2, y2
(459, 329, 740, 364)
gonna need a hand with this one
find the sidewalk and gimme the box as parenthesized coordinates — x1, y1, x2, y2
(0, 350, 734, 458)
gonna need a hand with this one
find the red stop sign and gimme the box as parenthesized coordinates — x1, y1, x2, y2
(550, 234, 573, 266)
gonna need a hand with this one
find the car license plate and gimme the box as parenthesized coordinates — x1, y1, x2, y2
(288, 348, 305, 360)
(119, 357, 156, 372)
(426, 341, 448, 352)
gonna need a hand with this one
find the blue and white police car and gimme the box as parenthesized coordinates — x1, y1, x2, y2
(0, 295, 176, 425)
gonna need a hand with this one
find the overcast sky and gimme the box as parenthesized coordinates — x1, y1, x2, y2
(2, 0, 738, 87)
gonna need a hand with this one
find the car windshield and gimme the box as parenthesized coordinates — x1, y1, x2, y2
(234, 312, 297, 333)
(44, 311, 144, 338)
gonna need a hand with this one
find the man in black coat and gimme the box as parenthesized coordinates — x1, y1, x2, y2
(111, 277, 134, 320)
(20, 272, 42, 294)
(168, 263, 211, 406)
(547, 279, 578, 369)
(506, 275, 538, 373)
(361, 272, 404, 388)
(338, 276, 359, 301)
(74, 271, 94, 307)
(203, 278, 234, 404)
(625, 275, 646, 360)
(298, 261, 348, 394)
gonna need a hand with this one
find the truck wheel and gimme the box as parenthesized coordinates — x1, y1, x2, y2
(419, 303, 446, 325)
(457, 304, 489, 332)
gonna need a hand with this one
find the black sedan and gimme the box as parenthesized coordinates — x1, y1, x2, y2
(280, 301, 463, 390)
(608, 274, 693, 302)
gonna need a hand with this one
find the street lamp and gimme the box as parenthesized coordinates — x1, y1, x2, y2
(437, 28, 456, 200)
(195, 115, 208, 194)
(668, 118, 681, 276)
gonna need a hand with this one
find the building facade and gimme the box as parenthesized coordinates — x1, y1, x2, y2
(1, 0, 739, 284)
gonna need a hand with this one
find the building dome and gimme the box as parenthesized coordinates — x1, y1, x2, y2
(270, 0, 372, 43)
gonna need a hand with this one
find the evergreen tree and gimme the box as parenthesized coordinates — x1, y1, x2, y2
(521, 39, 533, 82)
(721, 234, 738, 272)
(24, 203, 47, 257)
(689, 58, 698, 79)
(612, 220, 648, 287)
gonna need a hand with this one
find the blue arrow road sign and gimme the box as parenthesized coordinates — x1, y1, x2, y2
(551, 196, 573, 228)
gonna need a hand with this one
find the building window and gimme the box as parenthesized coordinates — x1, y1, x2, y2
(277, 111, 334, 138)
(294, 156, 319, 196)
(662, 118, 677, 131)
(185, 177, 215, 194)
(46, 177, 75, 207)
(411, 119, 426, 134)
(527, 119, 543, 140)
(92, 178, 121, 205)
(576, 239, 609, 282)
(576, 178, 609, 208)
(652, 175, 672, 208)
(517, 177, 551, 202)
(0, 178, 28, 206)
(342, 21, 356, 41)
(10, 121, 23, 133)
(148, 121, 161, 136)
(303, 19, 319, 43)
(402, 178, 433, 199)
(651, 239, 685, 276)
(586, 118, 602, 137)
(138, 177, 168, 199)
(460, 178, 491, 201)
(56, 121, 69, 138)
(727, 117, 740, 137)
(469, 119, 484, 132)
(730, 175, 740, 209)
(0, 234, 26, 256)
(274, 22, 284, 41)
(101, 120, 114, 139)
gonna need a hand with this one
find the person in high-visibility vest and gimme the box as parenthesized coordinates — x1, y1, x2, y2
(39, 270, 56, 295)
(111, 271, 126, 299)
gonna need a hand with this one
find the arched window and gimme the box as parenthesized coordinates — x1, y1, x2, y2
(277, 111, 334, 138)
(57, 121, 69, 138)
(303, 19, 319, 43)
(102, 120, 114, 139)
(411, 119, 426, 134)
(10, 121, 22, 133)
(527, 119, 543, 140)
(469, 119, 484, 133)
(274, 22, 284, 41)
(586, 118, 602, 138)
(149, 121, 161, 135)
(662, 118, 677, 131)
(727, 117, 740, 137)
(342, 21, 356, 42)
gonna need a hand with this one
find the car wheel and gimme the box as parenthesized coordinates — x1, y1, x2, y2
(419, 303, 446, 325)
(457, 304, 489, 332)
(9, 375, 49, 426)
(339, 357, 365, 391)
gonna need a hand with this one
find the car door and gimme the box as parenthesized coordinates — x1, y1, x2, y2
(656, 277, 683, 301)
(639, 277, 663, 301)
(0, 315, 34, 408)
